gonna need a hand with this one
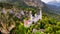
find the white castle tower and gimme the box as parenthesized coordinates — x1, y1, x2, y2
(39, 8, 42, 20)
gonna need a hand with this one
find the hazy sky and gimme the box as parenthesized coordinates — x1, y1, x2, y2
(41, 0, 60, 3)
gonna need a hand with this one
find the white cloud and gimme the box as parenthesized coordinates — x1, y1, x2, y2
(41, 0, 52, 3)
(56, 0, 60, 2)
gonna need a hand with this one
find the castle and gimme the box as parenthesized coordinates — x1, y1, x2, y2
(24, 8, 42, 27)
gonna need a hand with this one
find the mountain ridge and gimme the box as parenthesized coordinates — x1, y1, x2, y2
(47, 1, 60, 6)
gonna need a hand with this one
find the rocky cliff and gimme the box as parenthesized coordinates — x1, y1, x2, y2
(0, 0, 44, 9)
(24, 0, 44, 8)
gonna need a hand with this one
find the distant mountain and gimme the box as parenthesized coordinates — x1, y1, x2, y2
(47, 4, 60, 15)
(46, 1, 60, 15)
(47, 1, 60, 6)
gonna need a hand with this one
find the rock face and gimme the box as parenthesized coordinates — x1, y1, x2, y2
(0, 0, 44, 8)
(24, 0, 44, 8)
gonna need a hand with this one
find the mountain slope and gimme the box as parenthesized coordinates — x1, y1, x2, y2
(47, 4, 60, 15)
(0, 0, 60, 20)
(47, 1, 60, 15)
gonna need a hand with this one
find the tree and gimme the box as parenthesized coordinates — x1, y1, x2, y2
(56, 30, 60, 34)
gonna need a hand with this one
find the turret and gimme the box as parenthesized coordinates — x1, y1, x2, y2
(29, 11, 33, 21)
(39, 8, 42, 20)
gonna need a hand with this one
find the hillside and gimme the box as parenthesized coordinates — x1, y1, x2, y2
(0, 0, 60, 34)
(0, 0, 60, 20)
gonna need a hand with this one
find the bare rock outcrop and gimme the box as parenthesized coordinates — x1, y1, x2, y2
(24, 0, 44, 8)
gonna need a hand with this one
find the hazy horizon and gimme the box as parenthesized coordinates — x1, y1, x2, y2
(41, 0, 60, 3)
